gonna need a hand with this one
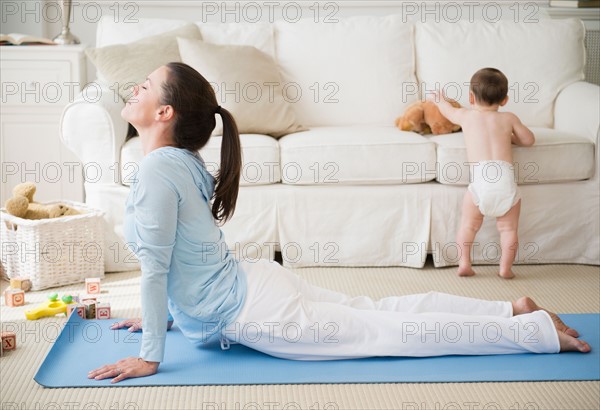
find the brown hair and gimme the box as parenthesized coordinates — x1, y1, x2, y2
(470, 67, 508, 106)
(160, 62, 241, 223)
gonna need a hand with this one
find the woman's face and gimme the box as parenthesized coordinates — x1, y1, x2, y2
(121, 65, 170, 128)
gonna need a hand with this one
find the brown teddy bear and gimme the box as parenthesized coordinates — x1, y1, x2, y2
(395, 99, 462, 135)
(4, 182, 80, 219)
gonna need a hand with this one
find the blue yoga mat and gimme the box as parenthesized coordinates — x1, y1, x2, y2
(35, 313, 599, 387)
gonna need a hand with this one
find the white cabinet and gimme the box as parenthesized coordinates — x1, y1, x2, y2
(1, 45, 86, 204)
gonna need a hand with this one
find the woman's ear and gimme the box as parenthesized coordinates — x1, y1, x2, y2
(156, 105, 175, 122)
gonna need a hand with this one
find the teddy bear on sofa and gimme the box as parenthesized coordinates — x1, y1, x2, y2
(395, 99, 462, 135)
(4, 182, 80, 220)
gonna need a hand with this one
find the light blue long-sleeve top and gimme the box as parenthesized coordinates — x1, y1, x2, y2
(123, 146, 247, 362)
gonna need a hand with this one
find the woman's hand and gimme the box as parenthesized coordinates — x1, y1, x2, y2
(111, 318, 174, 331)
(88, 357, 159, 384)
(111, 318, 142, 332)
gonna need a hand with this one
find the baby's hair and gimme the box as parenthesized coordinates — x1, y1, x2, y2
(470, 68, 508, 106)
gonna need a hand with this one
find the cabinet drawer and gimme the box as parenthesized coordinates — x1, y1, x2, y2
(1, 60, 74, 106)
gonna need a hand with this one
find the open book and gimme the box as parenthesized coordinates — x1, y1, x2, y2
(0, 33, 56, 45)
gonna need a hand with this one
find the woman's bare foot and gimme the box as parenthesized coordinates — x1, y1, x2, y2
(512, 296, 579, 337)
(558, 330, 591, 353)
(498, 270, 516, 279)
(457, 265, 476, 277)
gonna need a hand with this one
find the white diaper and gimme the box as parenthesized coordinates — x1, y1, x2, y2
(468, 160, 520, 217)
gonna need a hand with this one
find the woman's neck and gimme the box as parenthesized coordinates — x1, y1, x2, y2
(139, 127, 176, 156)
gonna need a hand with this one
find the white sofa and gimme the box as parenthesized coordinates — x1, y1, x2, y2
(61, 14, 600, 272)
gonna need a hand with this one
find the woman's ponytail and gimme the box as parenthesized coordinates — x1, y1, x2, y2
(162, 63, 242, 223)
(212, 106, 241, 223)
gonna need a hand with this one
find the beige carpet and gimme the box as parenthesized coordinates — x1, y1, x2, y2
(1, 262, 599, 410)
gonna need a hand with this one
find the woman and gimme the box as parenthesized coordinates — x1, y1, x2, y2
(88, 63, 590, 384)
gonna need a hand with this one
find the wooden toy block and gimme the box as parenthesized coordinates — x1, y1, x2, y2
(85, 278, 101, 294)
(1, 331, 16, 354)
(96, 303, 111, 320)
(82, 300, 96, 319)
(9, 277, 32, 292)
(66, 303, 86, 319)
(81, 295, 97, 304)
(4, 289, 25, 307)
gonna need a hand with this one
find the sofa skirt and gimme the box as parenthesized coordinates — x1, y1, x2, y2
(84, 178, 599, 272)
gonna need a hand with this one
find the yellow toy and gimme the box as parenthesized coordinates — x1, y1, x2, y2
(4, 182, 80, 220)
(25, 293, 74, 320)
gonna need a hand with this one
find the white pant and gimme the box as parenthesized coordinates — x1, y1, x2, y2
(222, 259, 559, 360)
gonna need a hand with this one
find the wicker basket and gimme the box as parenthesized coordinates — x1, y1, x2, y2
(0, 201, 105, 290)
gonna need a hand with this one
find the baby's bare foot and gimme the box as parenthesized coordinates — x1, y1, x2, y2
(558, 331, 591, 353)
(513, 296, 579, 337)
(498, 270, 515, 279)
(457, 266, 476, 277)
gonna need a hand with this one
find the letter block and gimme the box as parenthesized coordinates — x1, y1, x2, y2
(96, 303, 111, 320)
(9, 276, 32, 292)
(82, 300, 96, 319)
(67, 303, 86, 319)
(1, 331, 17, 354)
(4, 289, 25, 307)
(86, 278, 101, 294)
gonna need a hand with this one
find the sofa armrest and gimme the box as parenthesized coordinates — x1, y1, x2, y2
(60, 82, 129, 185)
(555, 81, 599, 143)
(555, 81, 600, 181)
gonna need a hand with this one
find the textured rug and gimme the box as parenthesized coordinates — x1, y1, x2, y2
(2, 263, 599, 409)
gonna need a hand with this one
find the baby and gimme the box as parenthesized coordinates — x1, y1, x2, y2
(433, 68, 535, 279)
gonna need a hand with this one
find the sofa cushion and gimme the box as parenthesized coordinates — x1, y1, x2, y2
(431, 128, 595, 185)
(96, 16, 189, 47)
(86, 23, 202, 100)
(94, 16, 275, 86)
(177, 37, 306, 138)
(197, 22, 275, 57)
(278, 127, 436, 185)
(96, 17, 274, 56)
(415, 19, 585, 128)
(120, 134, 281, 186)
(274, 15, 416, 127)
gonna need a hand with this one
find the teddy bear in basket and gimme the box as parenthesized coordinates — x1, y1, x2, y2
(4, 182, 80, 219)
(395, 99, 462, 135)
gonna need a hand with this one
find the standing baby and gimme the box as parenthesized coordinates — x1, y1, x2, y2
(433, 68, 535, 279)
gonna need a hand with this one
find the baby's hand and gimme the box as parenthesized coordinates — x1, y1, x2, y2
(426, 89, 444, 104)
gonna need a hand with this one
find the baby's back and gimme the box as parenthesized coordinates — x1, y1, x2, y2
(462, 110, 515, 164)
